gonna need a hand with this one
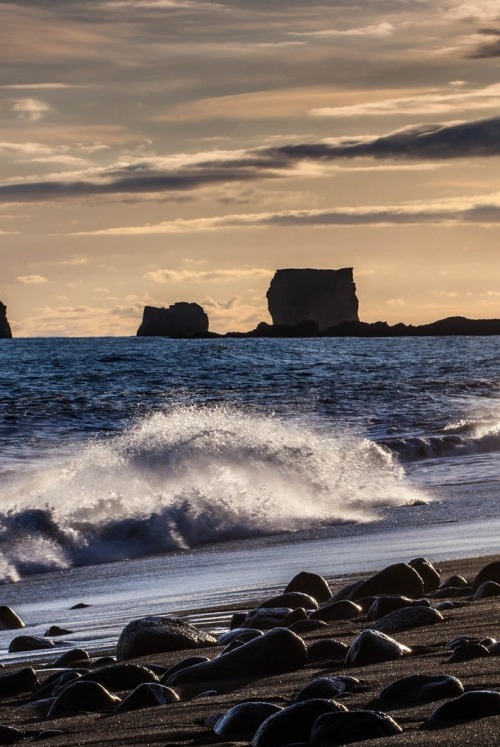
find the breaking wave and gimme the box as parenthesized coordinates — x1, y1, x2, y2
(0, 406, 425, 583)
(384, 419, 500, 462)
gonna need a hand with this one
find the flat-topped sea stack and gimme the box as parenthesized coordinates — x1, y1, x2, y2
(0, 302, 12, 338)
(266, 268, 359, 331)
(137, 302, 209, 337)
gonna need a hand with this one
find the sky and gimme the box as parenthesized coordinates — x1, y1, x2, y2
(1, 0, 500, 336)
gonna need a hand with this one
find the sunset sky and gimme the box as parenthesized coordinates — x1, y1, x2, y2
(1, 0, 500, 336)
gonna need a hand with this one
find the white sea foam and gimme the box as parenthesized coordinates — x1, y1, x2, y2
(0, 406, 426, 582)
(386, 419, 500, 461)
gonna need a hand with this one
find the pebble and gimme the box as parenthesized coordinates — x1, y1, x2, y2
(348, 563, 424, 601)
(213, 701, 283, 739)
(8, 636, 55, 653)
(116, 616, 217, 660)
(166, 628, 308, 686)
(51, 649, 91, 668)
(473, 581, 500, 599)
(114, 683, 179, 713)
(408, 557, 441, 593)
(367, 595, 430, 621)
(370, 605, 443, 634)
(307, 639, 348, 663)
(473, 560, 500, 590)
(0, 668, 38, 697)
(426, 690, 500, 727)
(310, 709, 402, 744)
(47, 680, 121, 718)
(258, 592, 318, 610)
(369, 673, 464, 709)
(251, 698, 348, 747)
(284, 571, 332, 604)
(446, 643, 491, 663)
(310, 600, 362, 622)
(345, 629, 412, 666)
(0, 607, 25, 632)
(294, 675, 358, 703)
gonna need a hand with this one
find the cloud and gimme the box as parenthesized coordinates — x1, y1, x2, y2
(290, 22, 394, 39)
(70, 190, 500, 234)
(385, 298, 406, 306)
(0, 83, 71, 89)
(446, 0, 500, 20)
(144, 268, 273, 283)
(56, 255, 89, 266)
(17, 275, 49, 284)
(101, 0, 225, 9)
(310, 83, 500, 118)
(10, 98, 52, 122)
(1, 117, 500, 204)
(469, 28, 500, 57)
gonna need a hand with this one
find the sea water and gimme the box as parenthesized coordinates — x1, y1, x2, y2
(0, 336, 499, 658)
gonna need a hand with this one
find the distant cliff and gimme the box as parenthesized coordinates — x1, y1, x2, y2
(266, 268, 359, 331)
(137, 302, 209, 337)
(322, 316, 500, 337)
(0, 302, 12, 339)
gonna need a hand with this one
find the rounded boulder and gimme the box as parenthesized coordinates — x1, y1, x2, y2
(345, 629, 411, 666)
(116, 616, 217, 660)
(284, 572, 332, 604)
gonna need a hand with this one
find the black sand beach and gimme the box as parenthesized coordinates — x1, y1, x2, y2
(2, 555, 500, 746)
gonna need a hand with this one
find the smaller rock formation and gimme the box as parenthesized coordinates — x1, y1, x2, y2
(0, 302, 12, 338)
(266, 268, 359, 331)
(137, 302, 209, 337)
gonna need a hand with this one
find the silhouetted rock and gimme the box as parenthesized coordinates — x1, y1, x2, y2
(137, 302, 209, 337)
(244, 320, 319, 338)
(323, 316, 500, 337)
(0, 303, 12, 339)
(266, 268, 359, 331)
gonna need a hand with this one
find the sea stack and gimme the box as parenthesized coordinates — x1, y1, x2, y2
(0, 302, 12, 338)
(266, 268, 359, 331)
(136, 302, 209, 337)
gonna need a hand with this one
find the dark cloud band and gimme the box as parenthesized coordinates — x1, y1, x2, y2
(1, 116, 499, 203)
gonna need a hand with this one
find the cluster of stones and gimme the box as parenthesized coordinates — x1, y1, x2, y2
(1, 558, 500, 743)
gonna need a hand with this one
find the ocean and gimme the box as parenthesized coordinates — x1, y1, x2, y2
(0, 336, 499, 661)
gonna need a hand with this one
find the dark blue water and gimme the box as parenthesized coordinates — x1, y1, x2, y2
(0, 336, 499, 583)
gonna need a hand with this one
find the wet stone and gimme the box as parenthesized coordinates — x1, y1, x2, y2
(369, 674, 464, 709)
(47, 680, 121, 718)
(310, 600, 362, 622)
(114, 683, 179, 713)
(426, 690, 500, 728)
(345, 629, 412, 666)
(251, 698, 348, 747)
(0, 668, 38, 698)
(311, 709, 402, 745)
(370, 605, 443, 634)
(294, 675, 359, 703)
(213, 701, 283, 740)
(307, 639, 349, 663)
(446, 643, 491, 663)
(285, 571, 332, 605)
(8, 636, 55, 653)
(116, 616, 217, 659)
(258, 592, 318, 610)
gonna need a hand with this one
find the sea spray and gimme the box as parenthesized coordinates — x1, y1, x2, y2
(0, 405, 427, 582)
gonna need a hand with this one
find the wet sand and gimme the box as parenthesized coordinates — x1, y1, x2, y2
(2, 555, 500, 746)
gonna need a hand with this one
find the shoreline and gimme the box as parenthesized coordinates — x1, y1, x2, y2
(2, 554, 500, 745)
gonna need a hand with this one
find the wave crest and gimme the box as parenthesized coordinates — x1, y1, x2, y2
(0, 406, 424, 582)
